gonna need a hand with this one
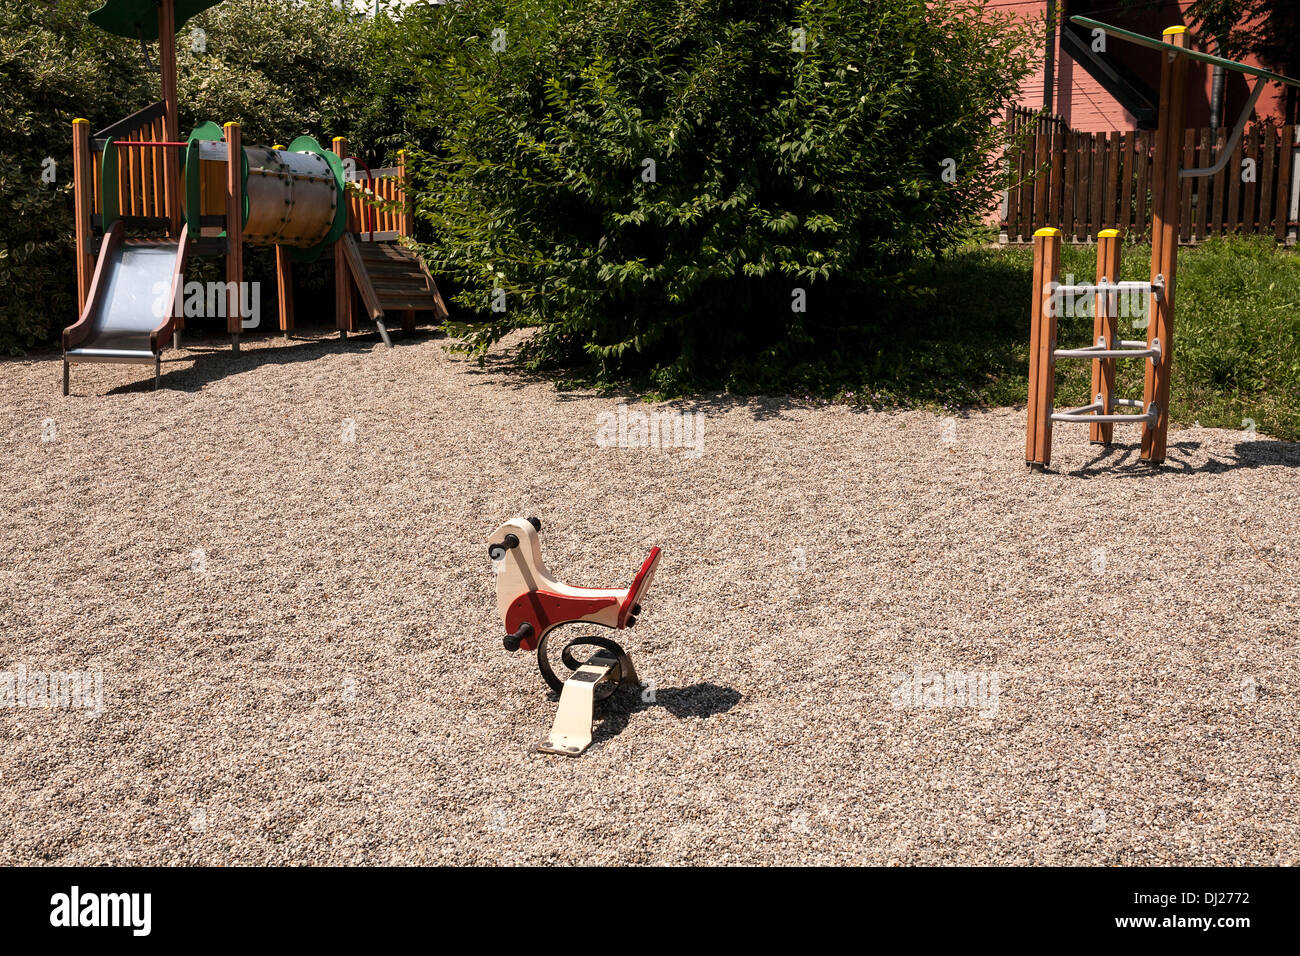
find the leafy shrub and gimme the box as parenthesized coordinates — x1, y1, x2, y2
(403, 0, 1036, 389)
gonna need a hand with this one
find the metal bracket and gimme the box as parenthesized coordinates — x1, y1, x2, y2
(536, 649, 625, 757)
(1180, 79, 1263, 179)
(136, 28, 160, 75)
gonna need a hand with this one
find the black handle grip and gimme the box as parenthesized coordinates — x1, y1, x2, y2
(503, 621, 534, 652)
(488, 533, 521, 561)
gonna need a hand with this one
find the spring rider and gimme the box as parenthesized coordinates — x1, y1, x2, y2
(488, 517, 661, 756)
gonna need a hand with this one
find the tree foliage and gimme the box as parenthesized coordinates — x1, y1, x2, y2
(400, 0, 1036, 390)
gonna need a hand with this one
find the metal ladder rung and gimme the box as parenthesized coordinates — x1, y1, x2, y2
(1055, 346, 1158, 359)
(1054, 337, 1161, 362)
(1053, 276, 1165, 301)
(1050, 401, 1158, 425)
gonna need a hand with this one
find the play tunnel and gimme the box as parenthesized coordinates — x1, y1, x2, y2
(98, 122, 347, 262)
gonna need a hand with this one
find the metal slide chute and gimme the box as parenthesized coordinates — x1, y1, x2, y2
(62, 221, 192, 394)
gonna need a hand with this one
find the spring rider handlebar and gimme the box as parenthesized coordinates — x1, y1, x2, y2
(488, 516, 661, 755)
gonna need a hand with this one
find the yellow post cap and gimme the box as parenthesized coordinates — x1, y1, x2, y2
(332, 136, 346, 143)
(1163, 26, 1187, 36)
(1034, 227, 1062, 237)
(223, 121, 239, 128)
(1097, 229, 1121, 238)
(73, 117, 89, 125)
(273, 144, 286, 150)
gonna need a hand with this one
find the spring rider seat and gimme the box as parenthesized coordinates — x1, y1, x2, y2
(488, 517, 661, 756)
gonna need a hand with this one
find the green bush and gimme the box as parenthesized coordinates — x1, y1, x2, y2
(403, 0, 1036, 389)
(0, 0, 387, 354)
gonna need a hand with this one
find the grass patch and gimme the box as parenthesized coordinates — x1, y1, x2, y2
(848, 236, 1300, 440)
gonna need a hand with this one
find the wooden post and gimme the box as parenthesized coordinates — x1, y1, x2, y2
(72, 118, 95, 316)
(1141, 27, 1190, 465)
(398, 149, 414, 237)
(1090, 229, 1122, 444)
(333, 136, 354, 338)
(158, 0, 182, 235)
(275, 248, 294, 338)
(272, 145, 295, 338)
(225, 122, 244, 352)
(1026, 227, 1061, 467)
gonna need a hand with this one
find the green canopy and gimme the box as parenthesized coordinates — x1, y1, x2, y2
(89, 0, 224, 42)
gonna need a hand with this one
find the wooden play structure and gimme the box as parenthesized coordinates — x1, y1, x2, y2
(1025, 19, 1300, 469)
(63, 0, 447, 394)
(489, 517, 662, 756)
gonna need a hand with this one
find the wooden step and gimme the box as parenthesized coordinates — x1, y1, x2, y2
(372, 279, 431, 295)
(363, 263, 428, 280)
(377, 292, 442, 311)
(358, 243, 419, 262)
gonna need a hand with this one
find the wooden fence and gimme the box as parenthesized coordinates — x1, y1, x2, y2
(1001, 108, 1299, 244)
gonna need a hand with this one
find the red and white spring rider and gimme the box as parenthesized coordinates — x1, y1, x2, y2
(488, 517, 661, 755)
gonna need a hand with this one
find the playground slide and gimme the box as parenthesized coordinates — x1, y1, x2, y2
(63, 221, 190, 393)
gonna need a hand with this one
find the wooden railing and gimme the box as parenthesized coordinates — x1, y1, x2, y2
(344, 151, 413, 241)
(90, 101, 172, 225)
(1002, 111, 1299, 244)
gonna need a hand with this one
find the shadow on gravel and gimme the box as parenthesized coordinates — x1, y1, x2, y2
(580, 681, 743, 747)
(1055, 438, 1300, 477)
(99, 328, 446, 395)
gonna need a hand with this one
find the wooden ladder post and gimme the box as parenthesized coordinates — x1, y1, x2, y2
(1141, 26, 1190, 465)
(224, 122, 244, 353)
(1026, 227, 1062, 468)
(272, 145, 295, 339)
(72, 118, 95, 317)
(275, 247, 295, 339)
(333, 136, 355, 339)
(1090, 229, 1122, 444)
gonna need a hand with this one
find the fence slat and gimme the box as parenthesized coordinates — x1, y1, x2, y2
(1276, 124, 1294, 242)
(1119, 132, 1134, 235)
(1063, 131, 1077, 240)
(1228, 129, 1244, 233)
(1112, 130, 1123, 230)
(1079, 134, 1093, 237)
(1048, 124, 1062, 227)
(1135, 131, 1150, 238)
(1243, 126, 1260, 232)
(1260, 125, 1277, 234)
(1001, 118, 1294, 244)
(1210, 128, 1227, 235)
(1196, 128, 1211, 240)
(1089, 133, 1104, 236)
(1034, 126, 1050, 232)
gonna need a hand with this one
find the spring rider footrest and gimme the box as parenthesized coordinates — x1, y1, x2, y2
(488, 516, 661, 756)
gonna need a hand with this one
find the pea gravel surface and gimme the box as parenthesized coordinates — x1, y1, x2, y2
(2, 329, 1298, 865)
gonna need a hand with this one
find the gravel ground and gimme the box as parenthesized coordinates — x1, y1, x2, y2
(2, 327, 1298, 865)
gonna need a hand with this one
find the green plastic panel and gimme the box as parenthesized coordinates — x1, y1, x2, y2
(100, 138, 121, 233)
(89, 0, 225, 42)
(286, 135, 348, 264)
(1070, 17, 1300, 88)
(182, 121, 225, 237)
